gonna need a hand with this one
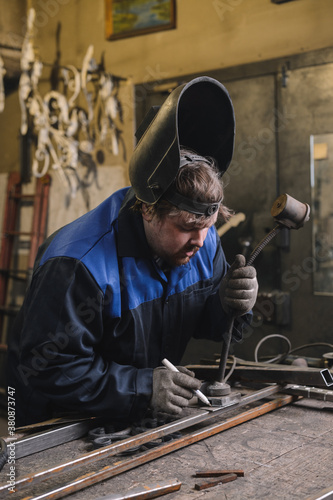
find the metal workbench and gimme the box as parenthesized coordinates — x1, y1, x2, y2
(1, 388, 332, 500)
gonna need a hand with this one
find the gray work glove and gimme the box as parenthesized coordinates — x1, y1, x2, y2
(219, 254, 258, 317)
(150, 366, 201, 416)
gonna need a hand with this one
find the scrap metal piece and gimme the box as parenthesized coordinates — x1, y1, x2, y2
(194, 473, 238, 490)
(195, 469, 245, 477)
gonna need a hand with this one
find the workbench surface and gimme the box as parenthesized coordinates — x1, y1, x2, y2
(2, 394, 333, 499)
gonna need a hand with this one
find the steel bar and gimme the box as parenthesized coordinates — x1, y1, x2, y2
(93, 479, 182, 499)
(216, 317, 233, 383)
(16, 416, 92, 433)
(0, 384, 282, 494)
(4, 421, 92, 460)
(22, 394, 296, 500)
(190, 363, 333, 388)
(194, 473, 237, 490)
(233, 365, 333, 387)
(195, 469, 245, 477)
(282, 385, 333, 402)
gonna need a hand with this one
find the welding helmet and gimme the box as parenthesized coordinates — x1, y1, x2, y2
(129, 76, 235, 215)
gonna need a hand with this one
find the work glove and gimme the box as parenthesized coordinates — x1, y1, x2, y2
(150, 366, 201, 416)
(219, 254, 258, 317)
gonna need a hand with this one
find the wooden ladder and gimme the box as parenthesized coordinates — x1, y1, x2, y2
(0, 172, 51, 345)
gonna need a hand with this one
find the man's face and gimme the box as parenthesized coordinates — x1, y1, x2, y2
(143, 209, 217, 267)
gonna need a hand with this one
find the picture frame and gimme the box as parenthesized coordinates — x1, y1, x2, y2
(105, 0, 176, 41)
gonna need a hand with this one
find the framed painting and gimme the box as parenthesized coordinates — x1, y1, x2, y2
(105, 0, 176, 40)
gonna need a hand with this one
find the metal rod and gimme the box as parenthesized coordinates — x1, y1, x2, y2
(93, 479, 182, 500)
(195, 469, 245, 477)
(23, 394, 296, 500)
(0, 385, 282, 494)
(216, 318, 234, 382)
(231, 365, 333, 388)
(194, 473, 237, 490)
(4, 421, 92, 460)
(217, 226, 282, 384)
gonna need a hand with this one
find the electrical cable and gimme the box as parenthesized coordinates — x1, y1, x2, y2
(224, 355, 237, 382)
(289, 342, 333, 354)
(254, 334, 291, 363)
(254, 336, 333, 364)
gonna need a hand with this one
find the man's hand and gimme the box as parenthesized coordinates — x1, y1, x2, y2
(219, 254, 258, 316)
(150, 366, 201, 416)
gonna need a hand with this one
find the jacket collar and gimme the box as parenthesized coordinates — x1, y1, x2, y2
(117, 188, 151, 258)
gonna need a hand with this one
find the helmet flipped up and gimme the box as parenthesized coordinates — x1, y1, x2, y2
(129, 76, 235, 214)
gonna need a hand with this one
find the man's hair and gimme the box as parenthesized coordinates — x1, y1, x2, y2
(133, 147, 233, 225)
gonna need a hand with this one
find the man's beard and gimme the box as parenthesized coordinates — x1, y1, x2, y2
(168, 245, 200, 267)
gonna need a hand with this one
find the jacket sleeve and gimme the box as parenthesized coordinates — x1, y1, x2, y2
(15, 257, 153, 421)
(193, 230, 253, 343)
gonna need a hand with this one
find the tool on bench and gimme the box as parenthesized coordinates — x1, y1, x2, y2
(207, 193, 310, 405)
(194, 469, 244, 491)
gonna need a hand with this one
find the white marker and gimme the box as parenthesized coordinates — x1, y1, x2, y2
(162, 358, 211, 407)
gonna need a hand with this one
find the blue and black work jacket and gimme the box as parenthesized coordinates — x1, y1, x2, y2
(7, 187, 249, 426)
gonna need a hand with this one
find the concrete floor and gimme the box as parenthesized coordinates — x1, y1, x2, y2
(1, 389, 332, 499)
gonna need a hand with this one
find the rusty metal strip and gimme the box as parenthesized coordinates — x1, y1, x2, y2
(94, 479, 182, 499)
(1, 384, 282, 494)
(22, 394, 296, 500)
(195, 469, 245, 477)
(194, 473, 237, 490)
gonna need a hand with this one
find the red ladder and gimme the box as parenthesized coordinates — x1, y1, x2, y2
(0, 172, 51, 345)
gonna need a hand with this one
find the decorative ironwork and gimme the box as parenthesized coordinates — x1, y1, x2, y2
(16, 8, 125, 204)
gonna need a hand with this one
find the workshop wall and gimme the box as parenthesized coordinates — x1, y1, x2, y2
(29, 0, 333, 84)
(1, 0, 333, 176)
(0, 0, 333, 362)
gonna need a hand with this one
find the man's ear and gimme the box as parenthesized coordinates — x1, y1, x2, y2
(141, 203, 153, 222)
